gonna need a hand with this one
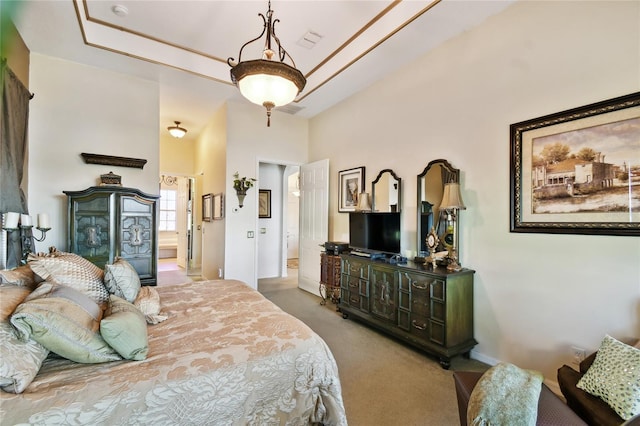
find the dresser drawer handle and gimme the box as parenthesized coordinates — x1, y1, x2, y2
(411, 320, 427, 330)
(412, 282, 428, 290)
(350, 297, 359, 304)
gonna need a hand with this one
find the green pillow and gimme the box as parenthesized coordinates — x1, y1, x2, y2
(577, 335, 640, 420)
(103, 257, 141, 303)
(100, 295, 148, 360)
(11, 282, 121, 364)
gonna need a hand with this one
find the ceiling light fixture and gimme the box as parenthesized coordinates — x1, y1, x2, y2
(227, 0, 306, 127)
(167, 121, 187, 138)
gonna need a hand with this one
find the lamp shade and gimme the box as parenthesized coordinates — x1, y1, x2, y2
(356, 193, 372, 212)
(440, 183, 466, 210)
(232, 60, 305, 107)
(167, 121, 187, 138)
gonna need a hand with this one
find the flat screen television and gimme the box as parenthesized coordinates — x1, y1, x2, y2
(349, 212, 401, 255)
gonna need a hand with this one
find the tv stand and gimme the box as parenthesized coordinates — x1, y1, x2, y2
(339, 254, 476, 369)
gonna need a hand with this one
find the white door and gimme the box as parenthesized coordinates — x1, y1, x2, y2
(298, 159, 329, 295)
(176, 177, 189, 268)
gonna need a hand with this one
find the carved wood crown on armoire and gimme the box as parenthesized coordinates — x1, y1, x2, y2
(64, 186, 159, 285)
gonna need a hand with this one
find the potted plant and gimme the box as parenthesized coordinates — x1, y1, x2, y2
(233, 172, 256, 208)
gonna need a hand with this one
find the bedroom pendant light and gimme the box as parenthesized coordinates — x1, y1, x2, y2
(227, 0, 306, 127)
(167, 121, 187, 138)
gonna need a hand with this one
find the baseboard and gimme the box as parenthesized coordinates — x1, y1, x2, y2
(469, 350, 499, 367)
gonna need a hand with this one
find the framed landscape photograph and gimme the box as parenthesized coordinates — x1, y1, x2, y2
(212, 193, 224, 220)
(510, 91, 640, 236)
(259, 190, 271, 218)
(202, 193, 212, 222)
(339, 166, 365, 212)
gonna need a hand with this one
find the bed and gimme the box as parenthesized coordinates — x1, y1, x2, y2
(0, 278, 347, 425)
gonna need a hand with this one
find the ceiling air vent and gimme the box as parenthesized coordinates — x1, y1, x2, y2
(297, 31, 323, 49)
(276, 104, 305, 115)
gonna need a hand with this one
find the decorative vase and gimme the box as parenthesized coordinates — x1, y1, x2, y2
(236, 189, 247, 208)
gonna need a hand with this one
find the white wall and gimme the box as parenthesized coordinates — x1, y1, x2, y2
(224, 101, 309, 288)
(310, 0, 640, 383)
(196, 106, 227, 280)
(257, 163, 284, 279)
(27, 54, 159, 252)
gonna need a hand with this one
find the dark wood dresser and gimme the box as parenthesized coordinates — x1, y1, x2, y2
(320, 252, 341, 305)
(64, 186, 159, 285)
(339, 254, 476, 368)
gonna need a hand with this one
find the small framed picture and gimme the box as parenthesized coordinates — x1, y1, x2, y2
(212, 193, 224, 220)
(202, 193, 212, 222)
(259, 189, 271, 218)
(338, 166, 365, 212)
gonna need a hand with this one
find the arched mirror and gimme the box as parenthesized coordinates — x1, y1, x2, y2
(417, 159, 459, 255)
(372, 169, 401, 213)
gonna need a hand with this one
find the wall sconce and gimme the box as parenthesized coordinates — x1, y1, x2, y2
(232, 172, 256, 208)
(2, 212, 51, 263)
(439, 182, 466, 272)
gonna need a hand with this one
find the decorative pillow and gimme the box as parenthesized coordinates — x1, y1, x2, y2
(103, 257, 141, 303)
(134, 286, 168, 324)
(577, 335, 640, 420)
(0, 321, 49, 393)
(0, 265, 41, 289)
(0, 285, 32, 321)
(100, 295, 148, 360)
(10, 282, 121, 364)
(28, 251, 109, 304)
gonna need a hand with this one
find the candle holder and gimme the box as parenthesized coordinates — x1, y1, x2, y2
(32, 226, 51, 242)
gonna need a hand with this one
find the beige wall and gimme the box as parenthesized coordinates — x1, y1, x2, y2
(310, 0, 640, 384)
(159, 134, 195, 176)
(27, 54, 160, 251)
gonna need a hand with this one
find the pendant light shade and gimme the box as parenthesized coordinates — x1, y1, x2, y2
(167, 121, 187, 138)
(228, 1, 306, 126)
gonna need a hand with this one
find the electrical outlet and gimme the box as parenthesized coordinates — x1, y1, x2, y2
(247, 231, 254, 238)
(571, 346, 587, 366)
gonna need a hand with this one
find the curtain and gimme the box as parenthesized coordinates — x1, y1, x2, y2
(1, 59, 32, 268)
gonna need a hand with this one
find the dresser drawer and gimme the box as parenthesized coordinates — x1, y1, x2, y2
(408, 313, 430, 341)
(343, 258, 369, 279)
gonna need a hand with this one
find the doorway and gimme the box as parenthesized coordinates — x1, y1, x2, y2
(158, 175, 201, 277)
(256, 163, 300, 280)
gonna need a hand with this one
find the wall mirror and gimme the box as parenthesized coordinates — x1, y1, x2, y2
(371, 169, 401, 213)
(417, 159, 459, 255)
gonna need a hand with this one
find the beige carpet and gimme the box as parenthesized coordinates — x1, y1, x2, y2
(258, 276, 489, 426)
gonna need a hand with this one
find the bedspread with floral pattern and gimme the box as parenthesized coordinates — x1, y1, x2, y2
(0, 280, 347, 425)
